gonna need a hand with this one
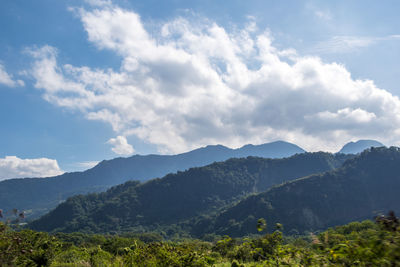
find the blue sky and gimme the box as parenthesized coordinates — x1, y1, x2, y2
(1, 0, 400, 178)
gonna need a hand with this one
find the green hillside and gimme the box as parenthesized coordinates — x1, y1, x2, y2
(0, 141, 304, 219)
(211, 147, 400, 236)
(28, 152, 348, 233)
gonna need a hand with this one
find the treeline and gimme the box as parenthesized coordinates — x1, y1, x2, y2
(211, 146, 400, 236)
(2, 212, 400, 266)
(28, 147, 400, 238)
(0, 141, 304, 220)
(28, 152, 350, 234)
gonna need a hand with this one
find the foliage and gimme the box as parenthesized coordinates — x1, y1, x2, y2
(213, 147, 400, 236)
(5, 147, 400, 265)
(0, 222, 62, 266)
(256, 219, 266, 232)
(3, 213, 400, 266)
(0, 142, 306, 220)
(28, 152, 349, 234)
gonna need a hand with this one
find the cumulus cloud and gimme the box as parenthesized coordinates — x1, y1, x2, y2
(107, 136, 134, 155)
(0, 64, 24, 87)
(0, 156, 63, 181)
(26, 4, 400, 153)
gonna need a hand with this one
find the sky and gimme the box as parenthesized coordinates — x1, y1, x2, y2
(1, 0, 400, 179)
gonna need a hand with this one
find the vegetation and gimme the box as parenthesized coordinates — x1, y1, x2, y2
(27, 152, 350, 234)
(27, 147, 400, 238)
(212, 147, 400, 236)
(2, 213, 400, 266)
(0, 141, 305, 220)
(2, 146, 400, 266)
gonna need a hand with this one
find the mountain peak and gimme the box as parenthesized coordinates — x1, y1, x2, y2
(236, 141, 306, 158)
(339, 139, 384, 154)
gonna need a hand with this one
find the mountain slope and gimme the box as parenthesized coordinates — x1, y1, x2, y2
(0, 141, 305, 219)
(28, 152, 348, 233)
(338, 139, 384, 154)
(210, 147, 400, 237)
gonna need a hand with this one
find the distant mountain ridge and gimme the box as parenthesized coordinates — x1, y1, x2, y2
(338, 139, 384, 154)
(28, 147, 400, 237)
(92, 140, 306, 184)
(0, 141, 304, 219)
(28, 152, 352, 233)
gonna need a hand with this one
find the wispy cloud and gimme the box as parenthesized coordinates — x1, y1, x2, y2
(76, 161, 100, 169)
(314, 10, 332, 20)
(312, 35, 400, 54)
(306, 3, 332, 21)
(26, 3, 400, 153)
(0, 64, 24, 87)
(83, 0, 112, 7)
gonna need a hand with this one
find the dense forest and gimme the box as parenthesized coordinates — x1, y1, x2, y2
(27, 152, 350, 234)
(210, 147, 400, 236)
(0, 141, 304, 219)
(27, 147, 400, 238)
(3, 145, 398, 266)
(2, 212, 400, 266)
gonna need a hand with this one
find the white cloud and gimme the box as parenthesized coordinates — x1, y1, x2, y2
(0, 156, 63, 181)
(83, 0, 112, 7)
(313, 35, 400, 54)
(107, 136, 134, 155)
(26, 4, 400, 153)
(314, 108, 376, 123)
(0, 64, 24, 87)
(76, 161, 99, 169)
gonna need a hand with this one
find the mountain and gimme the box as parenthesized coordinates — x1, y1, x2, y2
(209, 147, 400, 237)
(233, 141, 306, 158)
(338, 139, 384, 154)
(0, 141, 304, 219)
(28, 152, 350, 233)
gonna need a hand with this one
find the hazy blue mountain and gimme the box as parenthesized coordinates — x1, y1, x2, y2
(338, 139, 384, 154)
(210, 147, 400, 237)
(28, 152, 351, 233)
(234, 141, 306, 158)
(0, 141, 305, 219)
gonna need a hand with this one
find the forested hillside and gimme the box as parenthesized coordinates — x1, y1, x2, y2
(28, 152, 348, 233)
(211, 147, 400, 236)
(0, 141, 305, 219)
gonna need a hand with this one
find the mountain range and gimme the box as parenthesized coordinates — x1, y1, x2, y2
(0, 139, 384, 227)
(0, 141, 305, 219)
(211, 146, 400, 236)
(28, 146, 400, 238)
(28, 152, 351, 233)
